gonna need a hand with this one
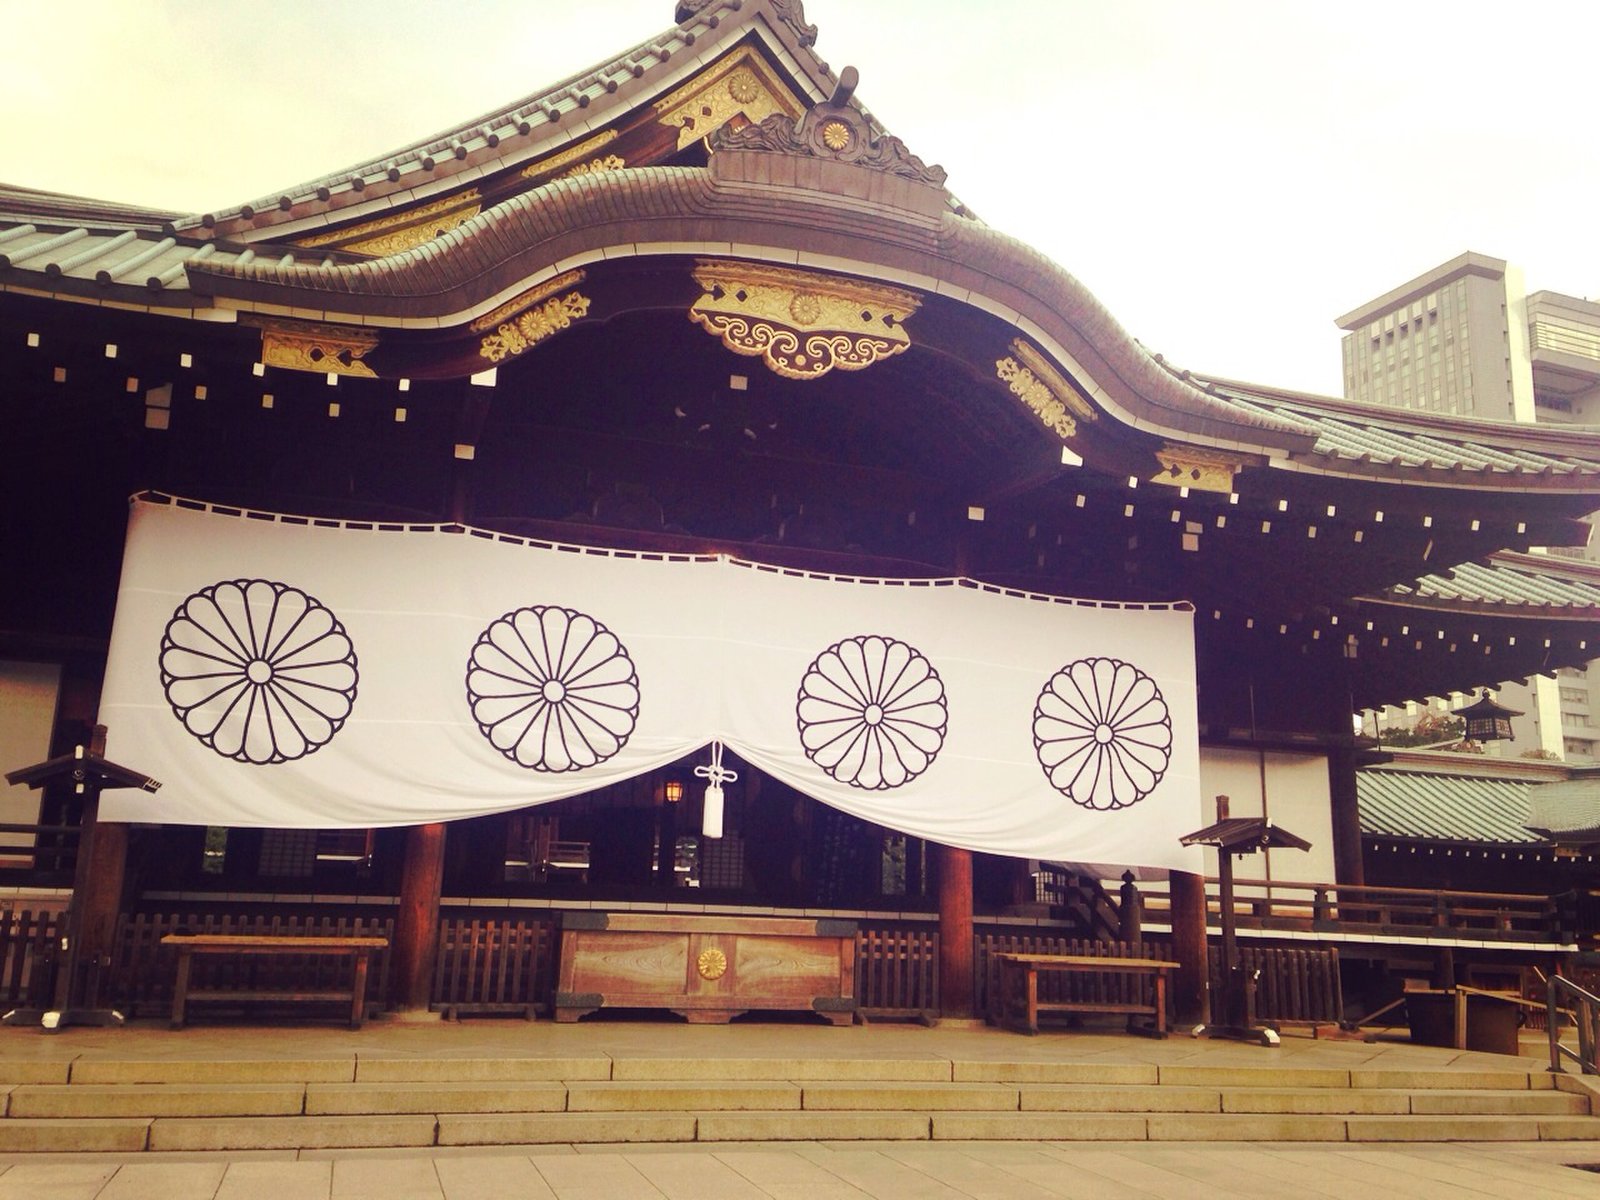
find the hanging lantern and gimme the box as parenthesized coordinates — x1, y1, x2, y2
(1451, 692, 1522, 742)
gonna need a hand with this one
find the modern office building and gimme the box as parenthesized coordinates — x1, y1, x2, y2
(1340, 253, 1600, 761)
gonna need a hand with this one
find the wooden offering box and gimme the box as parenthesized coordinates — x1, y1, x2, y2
(554, 912, 857, 1024)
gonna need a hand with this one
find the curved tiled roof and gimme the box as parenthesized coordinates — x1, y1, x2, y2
(0, 183, 179, 229)
(174, 0, 849, 240)
(1358, 767, 1542, 844)
(0, 221, 334, 297)
(181, 159, 1305, 445)
(1382, 554, 1600, 616)
(8, 153, 1600, 492)
(1526, 776, 1600, 840)
(1194, 378, 1600, 482)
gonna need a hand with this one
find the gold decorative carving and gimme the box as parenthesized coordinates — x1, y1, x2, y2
(1151, 446, 1244, 494)
(994, 339, 1095, 439)
(470, 270, 588, 333)
(254, 319, 380, 378)
(478, 286, 591, 363)
(696, 948, 728, 981)
(654, 45, 804, 149)
(558, 154, 628, 180)
(819, 120, 853, 152)
(295, 191, 481, 257)
(521, 130, 620, 181)
(688, 259, 920, 381)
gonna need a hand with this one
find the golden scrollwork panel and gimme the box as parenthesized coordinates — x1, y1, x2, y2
(654, 45, 805, 149)
(295, 191, 481, 257)
(478, 285, 592, 364)
(558, 154, 628, 180)
(688, 259, 920, 381)
(521, 130, 621, 181)
(254, 319, 380, 378)
(470, 270, 588, 334)
(994, 339, 1095, 439)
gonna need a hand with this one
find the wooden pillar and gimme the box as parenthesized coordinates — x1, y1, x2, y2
(1326, 748, 1365, 886)
(72, 795, 128, 963)
(937, 843, 975, 1018)
(1169, 869, 1209, 1026)
(389, 821, 447, 1013)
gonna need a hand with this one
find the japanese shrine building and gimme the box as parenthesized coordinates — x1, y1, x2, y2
(3, 0, 1600, 1019)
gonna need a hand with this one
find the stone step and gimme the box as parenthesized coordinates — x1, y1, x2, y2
(607, 1056, 952, 1082)
(4, 1079, 1584, 1122)
(69, 1058, 355, 1086)
(1, 1052, 1593, 1153)
(565, 1081, 801, 1111)
(43, 1054, 1564, 1092)
(0, 1117, 151, 1153)
(2, 1103, 1596, 1152)
(7, 1082, 305, 1118)
(305, 1081, 567, 1115)
(147, 1113, 438, 1152)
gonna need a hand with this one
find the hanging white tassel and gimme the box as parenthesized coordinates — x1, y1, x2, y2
(694, 741, 738, 839)
(702, 781, 725, 839)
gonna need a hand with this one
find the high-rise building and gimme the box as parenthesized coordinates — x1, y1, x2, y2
(1338, 251, 1600, 424)
(1339, 253, 1600, 761)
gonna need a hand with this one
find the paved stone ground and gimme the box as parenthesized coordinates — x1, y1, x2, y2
(3, 1142, 1600, 1198)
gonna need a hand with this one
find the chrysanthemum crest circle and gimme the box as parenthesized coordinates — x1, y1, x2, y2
(159, 579, 358, 765)
(466, 605, 640, 772)
(1033, 657, 1172, 811)
(796, 633, 947, 791)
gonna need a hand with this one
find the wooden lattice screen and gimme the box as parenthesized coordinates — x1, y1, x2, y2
(855, 924, 939, 1019)
(0, 907, 58, 1010)
(1206, 944, 1344, 1026)
(430, 914, 557, 1017)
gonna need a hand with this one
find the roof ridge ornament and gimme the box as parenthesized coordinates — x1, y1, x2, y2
(709, 65, 948, 187)
(676, 0, 818, 48)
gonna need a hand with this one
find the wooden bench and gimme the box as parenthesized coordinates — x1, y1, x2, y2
(994, 952, 1173, 1037)
(161, 934, 388, 1029)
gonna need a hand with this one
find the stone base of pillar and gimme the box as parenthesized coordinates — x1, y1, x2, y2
(376, 1008, 444, 1023)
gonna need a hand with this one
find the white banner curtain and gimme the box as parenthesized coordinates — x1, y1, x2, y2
(99, 498, 1205, 871)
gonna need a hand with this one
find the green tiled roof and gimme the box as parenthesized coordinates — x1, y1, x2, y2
(1198, 377, 1600, 481)
(1358, 768, 1541, 844)
(1387, 554, 1600, 613)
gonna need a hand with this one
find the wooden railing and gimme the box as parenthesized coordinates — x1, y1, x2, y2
(1, 907, 59, 1010)
(1207, 944, 1343, 1027)
(1141, 878, 1567, 943)
(72, 902, 1353, 1027)
(856, 924, 939, 1019)
(431, 914, 556, 1018)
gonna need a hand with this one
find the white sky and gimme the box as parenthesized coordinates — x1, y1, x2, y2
(6, 0, 1600, 397)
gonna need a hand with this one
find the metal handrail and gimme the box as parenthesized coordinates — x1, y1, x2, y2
(1548, 975, 1600, 1075)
